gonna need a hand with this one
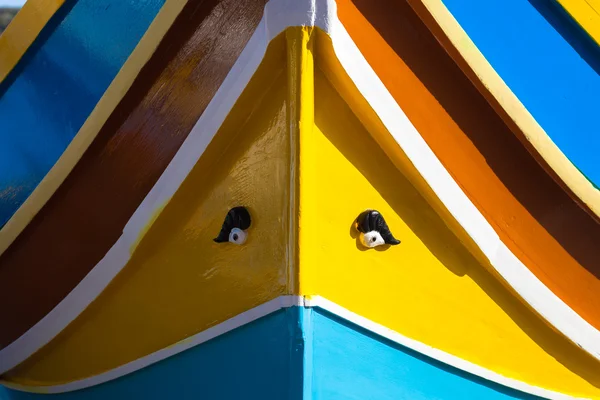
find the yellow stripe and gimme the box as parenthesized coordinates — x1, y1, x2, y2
(0, 0, 66, 85)
(0, 0, 188, 257)
(408, 0, 600, 219)
(556, 0, 600, 47)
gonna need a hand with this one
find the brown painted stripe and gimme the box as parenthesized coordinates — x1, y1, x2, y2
(337, 0, 600, 329)
(0, 0, 268, 350)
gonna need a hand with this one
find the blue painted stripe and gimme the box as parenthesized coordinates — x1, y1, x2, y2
(0, 306, 544, 399)
(441, 0, 600, 188)
(0, 0, 164, 228)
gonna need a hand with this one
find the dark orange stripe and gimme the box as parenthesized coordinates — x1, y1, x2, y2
(0, 0, 268, 350)
(337, 0, 600, 329)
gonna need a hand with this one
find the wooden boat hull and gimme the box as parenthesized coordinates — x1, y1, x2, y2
(1, 1, 599, 399)
(0, 305, 552, 399)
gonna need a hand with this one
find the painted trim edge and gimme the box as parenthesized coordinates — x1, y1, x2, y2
(1, 295, 579, 400)
(0, 0, 189, 257)
(0, 0, 66, 85)
(411, 0, 600, 220)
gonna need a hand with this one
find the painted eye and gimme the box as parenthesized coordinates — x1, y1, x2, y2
(214, 206, 252, 245)
(354, 209, 400, 248)
(229, 228, 247, 245)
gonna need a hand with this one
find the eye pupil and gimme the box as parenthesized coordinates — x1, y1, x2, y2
(233, 234, 238, 241)
(371, 237, 376, 242)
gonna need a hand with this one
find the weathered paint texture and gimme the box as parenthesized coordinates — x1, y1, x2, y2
(0, 0, 267, 351)
(440, 0, 600, 188)
(339, 0, 600, 334)
(0, 0, 164, 228)
(0, 309, 303, 400)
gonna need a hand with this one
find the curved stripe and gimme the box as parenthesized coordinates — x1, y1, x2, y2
(439, 0, 600, 188)
(343, 0, 600, 342)
(1, 301, 304, 400)
(1, 0, 599, 385)
(0, 296, 578, 399)
(415, 0, 600, 219)
(0, 0, 266, 351)
(0, 0, 66, 85)
(0, 0, 164, 230)
(0, 0, 286, 374)
(6, 23, 597, 394)
(322, 3, 600, 361)
(554, 0, 600, 47)
(0, 0, 186, 257)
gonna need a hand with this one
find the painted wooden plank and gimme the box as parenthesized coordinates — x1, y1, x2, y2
(0, 0, 266, 352)
(0, 0, 164, 228)
(440, 0, 600, 189)
(339, 0, 600, 339)
(0, 308, 302, 399)
(0, 0, 66, 85)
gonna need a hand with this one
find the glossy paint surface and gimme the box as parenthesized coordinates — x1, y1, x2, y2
(0, 309, 302, 400)
(555, 0, 600, 47)
(0, 0, 266, 350)
(0, 306, 546, 400)
(0, 0, 66, 84)
(310, 308, 539, 400)
(5, 37, 291, 385)
(301, 50, 600, 396)
(339, 0, 600, 337)
(0, 0, 164, 228)
(441, 0, 600, 188)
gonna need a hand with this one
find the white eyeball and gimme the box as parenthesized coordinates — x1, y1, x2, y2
(360, 231, 385, 248)
(229, 228, 247, 245)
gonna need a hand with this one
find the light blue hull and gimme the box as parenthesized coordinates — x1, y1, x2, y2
(1, 307, 541, 399)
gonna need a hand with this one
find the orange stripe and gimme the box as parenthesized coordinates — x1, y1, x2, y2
(337, 0, 600, 330)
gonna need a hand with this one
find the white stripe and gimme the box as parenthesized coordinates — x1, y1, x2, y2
(325, 7, 600, 361)
(2, 0, 599, 385)
(2, 295, 579, 399)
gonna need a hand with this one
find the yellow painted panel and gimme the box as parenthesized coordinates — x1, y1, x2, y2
(556, 0, 600, 47)
(299, 60, 600, 397)
(6, 35, 293, 386)
(0, 0, 66, 84)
